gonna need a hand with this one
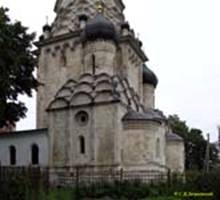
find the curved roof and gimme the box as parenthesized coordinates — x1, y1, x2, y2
(122, 110, 151, 121)
(145, 108, 167, 121)
(122, 109, 166, 123)
(82, 14, 117, 43)
(48, 73, 145, 112)
(143, 64, 158, 88)
(166, 132, 183, 142)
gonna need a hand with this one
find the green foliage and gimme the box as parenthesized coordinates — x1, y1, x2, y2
(2, 169, 220, 200)
(168, 115, 219, 170)
(73, 181, 150, 199)
(0, 7, 38, 128)
(0, 171, 31, 200)
(0, 167, 49, 200)
(197, 169, 220, 200)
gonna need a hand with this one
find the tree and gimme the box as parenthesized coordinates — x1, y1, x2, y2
(168, 115, 218, 171)
(0, 7, 38, 128)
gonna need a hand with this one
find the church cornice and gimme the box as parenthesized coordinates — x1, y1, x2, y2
(0, 128, 48, 137)
(118, 35, 149, 62)
(35, 31, 148, 65)
(47, 100, 121, 112)
(35, 30, 81, 48)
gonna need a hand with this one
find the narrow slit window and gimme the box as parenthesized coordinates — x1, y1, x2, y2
(79, 136, 85, 154)
(156, 138, 160, 158)
(31, 144, 39, 165)
(9, 145, 16, 165)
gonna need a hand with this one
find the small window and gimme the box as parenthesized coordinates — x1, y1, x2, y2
(75, 111, 89, 126)
(79, 136, 85, 154)
(156, 138, 160, 158)
(9, 145, 16, 166)
(31, 144, 39, 165)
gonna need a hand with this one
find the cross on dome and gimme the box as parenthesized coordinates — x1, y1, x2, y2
(95, 0, 104, 14)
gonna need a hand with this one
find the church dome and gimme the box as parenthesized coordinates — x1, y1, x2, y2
(82, 14, 117, 42)
(143, 64, 158, 87)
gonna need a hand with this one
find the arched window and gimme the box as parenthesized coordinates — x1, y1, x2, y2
(9, 145, 16, 165)
(79, 136, 85, 154)
(156, 138, 160, 158)
(31, 144, 39, 165)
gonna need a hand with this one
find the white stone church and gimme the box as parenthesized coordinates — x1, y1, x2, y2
(0, 0, 185, 173)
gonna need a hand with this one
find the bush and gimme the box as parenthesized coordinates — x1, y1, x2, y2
(0, 168, 48, 200)
(197, 169, 220, 200)
(0, 172, 31, 200)
(2, 169, 220, 199)
(170, 170, 220, 200)
(71, 180, 151, 199)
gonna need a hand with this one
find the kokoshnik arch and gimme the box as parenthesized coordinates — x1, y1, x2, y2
(0, 0, 185, 180)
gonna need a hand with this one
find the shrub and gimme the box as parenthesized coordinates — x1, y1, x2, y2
(0, 172, 31, 200)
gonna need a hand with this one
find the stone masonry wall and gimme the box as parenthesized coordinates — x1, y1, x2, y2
(119, 43, 143, 101)
(143, 84, 155, 109)
(122, 120, 167, 171)
(84, 40, 117, 75)
(48, 103, 121, 167)
(166, 141, 185, 172)
(37, 36, 83, 128)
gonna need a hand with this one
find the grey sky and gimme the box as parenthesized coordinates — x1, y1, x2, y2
(1, 0, 220, 141)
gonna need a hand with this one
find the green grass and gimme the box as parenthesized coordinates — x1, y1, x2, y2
(46, 190, 72, 200)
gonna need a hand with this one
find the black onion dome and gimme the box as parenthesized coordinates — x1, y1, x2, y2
(82, 14, 117, 42)
(121, 22, 130, 30)
(143, 64, 158, 87)
(43, 24, 51, 32)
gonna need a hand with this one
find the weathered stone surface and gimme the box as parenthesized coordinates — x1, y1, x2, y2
(0, 0, 185, 177)
(53, 0, 125, 36)
(166, 133, 185, 172)
(35, 0, 185, 174)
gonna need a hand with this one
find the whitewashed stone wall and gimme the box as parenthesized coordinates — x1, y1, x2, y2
(0, 129, 48, 167)
(122, 120, 167, 171)
(119, 43, 143, 98)
(143, 84, 155, 109)
(37, 36, 146, 129)
(37, 37, 84, 128)
(93, 104, 120, 165)
(166, 141, 185, 172)
(48, 103, 122, 167)
(35, 0, 185, 174)
(84, 40, 117, 75)
(48, 109, 69, 167)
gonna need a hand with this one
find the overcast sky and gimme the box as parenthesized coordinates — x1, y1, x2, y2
(1, 0, 220, 142)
